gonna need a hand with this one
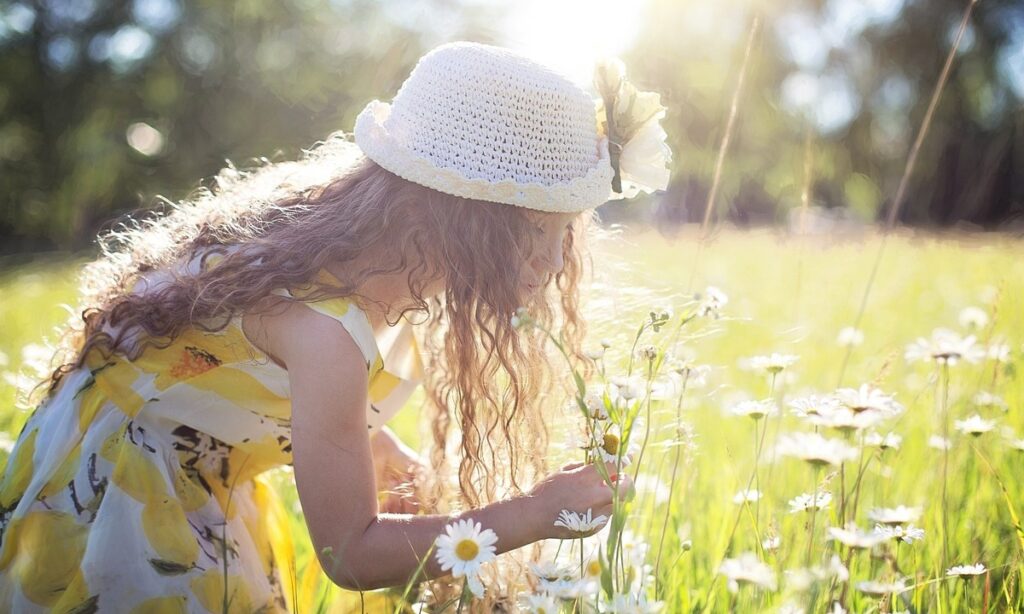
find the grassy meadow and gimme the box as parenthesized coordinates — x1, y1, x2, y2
(1, 228, 1022, 613)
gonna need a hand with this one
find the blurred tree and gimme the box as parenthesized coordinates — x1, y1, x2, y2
(0, 0, 500, 252)
(630, 0, 1024, 231)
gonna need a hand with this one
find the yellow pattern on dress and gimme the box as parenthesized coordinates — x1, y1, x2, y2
(0, 265, 423, 612)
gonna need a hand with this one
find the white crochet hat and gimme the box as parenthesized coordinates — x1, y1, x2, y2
(354, 42, 614, 212)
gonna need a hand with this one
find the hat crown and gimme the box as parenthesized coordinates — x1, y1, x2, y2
(355, 42, 613, 212)
(386, 42, 601, 186)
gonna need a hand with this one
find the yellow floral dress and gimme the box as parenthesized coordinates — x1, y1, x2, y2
(0, 266, 422, 613)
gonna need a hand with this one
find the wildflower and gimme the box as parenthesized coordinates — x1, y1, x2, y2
(528, 560, 572, 583)
(947, 563, 986, 577)
(636, 344, 659, 362)
(520, 593, 560, 614)
(732, 489, 762, 504)
(669, 358, 710, 388)
(595, 428, 638, 466)
(789, 395, 842, 420)
(837, 327, 864, 347)
(955, 414, 996, 437)
(610, 375, 644, 401)
(762, 535, 781, 551)
(777, 433, 859, 466)
(833, 384, 903, 416)
(974, 391, 1008, 411)
(811, 406, 886, 433)
(553, 508, 608, 534)
(742, 353, 799, 375)
(601, 339, 613, 349)
(1009, 438, 1024, 452)
(719, 552, 777, 593)
(864, 431, 902, 450)
(785, 556, 848, 591)
(696, 286, 728, 318)
(856, 578, 907, 595)
(648, 307, 673, 332)
(583, 389, 610, 420)
(603, 592, 664, 613)
(868, 505, 922, 525)
(827, 525, 887, 549)
(585, 347, 606, 360)
(434, 519, 498, 580)
(928, 435, 952, 450)
(986, 342, 1011, 365)
(958, 306, 989, 330)
(728, 399, 778, 420)
(874, 524, 925, 544)
(904, 328, 985, 366)
(788, 491, 832, 513)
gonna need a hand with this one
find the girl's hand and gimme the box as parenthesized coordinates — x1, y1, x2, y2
(526, 461, 634, 540)
(369, 426, 426, 514)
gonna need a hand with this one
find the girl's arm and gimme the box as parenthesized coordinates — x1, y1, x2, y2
(260, 300, 628, 590)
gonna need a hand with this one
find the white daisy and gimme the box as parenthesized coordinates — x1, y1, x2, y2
(697, 286, 728, 319)
(856, 578, 907, 595)
(719, 552, 777, 592)
(833, 384, 903, 416)
(987, 342, 1011, 363)
(864, 431, 902, 450)
(1008, 438, 1024, 452)
(788, 491, 832, 513)
(603, 592, 664, 613)
(583, 389, 610, 420)
(958, 306, 989, 330)
(837, 326, 865, 347)
(868, 505, 922, 525)
(729, 399, 778, 420)
(947, 563, 986, 577)
(520, 593, 560, 614)
(904, 328, 985, 366)
(929, 435, 952, 450)
(595, 428, 638, 466)
(732, 489, 762, 504)
(777, 432, 859, 466)
(554, 508, 609, 534)
(762, 535, 781, 551)
(741, 353, 799, 375)
(434, 519, 498, 579)
(955, 414, 997, 436)
(827, 525, 887, 549)
(873, 523, 925, 544)
(974, 391, 1008, 411)
(788, 394, 842, 420)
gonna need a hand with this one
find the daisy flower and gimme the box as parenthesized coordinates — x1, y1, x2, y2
(732, 489, 762, 504)
(788, 394, 842, 420)
(603, 592, 664, 613)
(928, 435, 952, 450)
(904, 328, 985, 366)
(837, 326, 865, 347)
(987, 342, 1011, 363)
(696, 286, 728, 319)
(827, 525, 887, 549)
(553, 508, 608, 534)
(973, 391, 1008, 411)
(728, 399, 778, 420)
(777, 432, 859, 466)
(955, 414, 997, 436)
(520, 593, 560, 614)
(958, 306, 989, 330)
(762, 535, 781, 551)
(874, 523, 925, 544)
(434, 519, 498, 580)
(868, 505, 922, 525)
(856, 578, 907, 596)
(947, 563, 986, 577)
(741, 353, 799, 375)
(833, 384, 903, 416)
(719, 552, 777, 592)
(788, 491, 832, 513)
(864, 431, 902, 450)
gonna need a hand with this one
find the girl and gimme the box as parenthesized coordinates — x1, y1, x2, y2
(0, 42, 637, 612)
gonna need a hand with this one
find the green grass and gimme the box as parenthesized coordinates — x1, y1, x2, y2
(1, 229, 1021, 612)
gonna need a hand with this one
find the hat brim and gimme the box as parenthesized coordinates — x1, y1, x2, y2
(354, 100, 614, 213)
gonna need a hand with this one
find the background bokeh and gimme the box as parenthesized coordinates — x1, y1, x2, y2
(1, 0, 1022, 255)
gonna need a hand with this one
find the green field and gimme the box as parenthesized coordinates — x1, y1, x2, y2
(1, 229, 1022, 612)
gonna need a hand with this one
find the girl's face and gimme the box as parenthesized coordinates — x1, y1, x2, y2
(521, 211, 578, 296)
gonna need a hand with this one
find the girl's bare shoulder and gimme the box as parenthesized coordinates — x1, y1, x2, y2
(240, 295, 365, 374)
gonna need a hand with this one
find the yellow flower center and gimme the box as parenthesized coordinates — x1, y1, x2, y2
(455, 539, 479, 561)
(587, 560, 602, 577)
(602, 433, 620, 455)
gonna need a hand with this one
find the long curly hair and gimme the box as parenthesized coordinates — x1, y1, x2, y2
(44, 133, 591, 518)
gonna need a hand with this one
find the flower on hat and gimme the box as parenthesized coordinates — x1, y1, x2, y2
(594, 58, 672, 199)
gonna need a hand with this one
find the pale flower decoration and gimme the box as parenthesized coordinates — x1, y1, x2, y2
(594, 58, 672, 199)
